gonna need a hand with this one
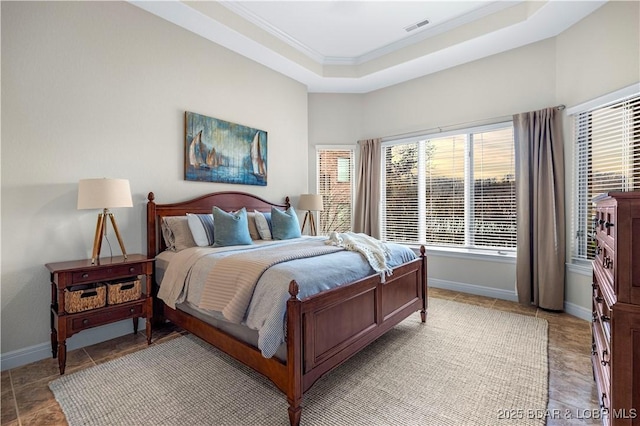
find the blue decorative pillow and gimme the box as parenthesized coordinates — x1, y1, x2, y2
(186, 213, 215, 246)
(271, 207, 301, 240)
(263, 212, 273, 232)
(212, 207, 253, 247)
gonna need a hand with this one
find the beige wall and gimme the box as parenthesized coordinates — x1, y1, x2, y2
(307, 94, 362, 192)
(555, 1, 640, 107)
(1, 2, 308, 360)
(556, 0, 640, 316)
(361, 38, 557, 139)
(308, 1, 640, 315)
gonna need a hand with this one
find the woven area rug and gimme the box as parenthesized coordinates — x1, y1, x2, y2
(50, 298, 548, 425)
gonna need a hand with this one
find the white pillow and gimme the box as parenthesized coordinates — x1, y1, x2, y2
(186, 213, 215, 246)
(254, 210, 272, 240)
(246, 212, 261, 240)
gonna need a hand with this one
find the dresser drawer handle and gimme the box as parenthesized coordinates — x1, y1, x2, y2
(129, 308, 135, 314)
(591, 343, 597, 356)
(82, 273, 89, 279)
(592, 312, 598, 322)
(595, 296, 603, 303)
(605, 221, 614, 228)
(600, 393, 608, 412)
(601, 315, 610, 322)
(129, 267, 135, 273)
(82, 319, 89, 325)
(601, 349, 609, 366)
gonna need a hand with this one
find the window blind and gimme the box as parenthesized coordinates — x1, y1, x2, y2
(317, 148, 354, 235)
(424, 135, 465, 246)
(471, 128, 516, 248)
(574, 94, 640, 260)
(381, 123, 516, 249)
(383, 143, 420, 243)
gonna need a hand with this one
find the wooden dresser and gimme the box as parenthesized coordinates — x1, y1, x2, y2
(592, 192, 640, 424)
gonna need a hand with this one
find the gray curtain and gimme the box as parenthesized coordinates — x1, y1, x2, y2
(353, 138, 382, 238)
(513, 107, 565, 310)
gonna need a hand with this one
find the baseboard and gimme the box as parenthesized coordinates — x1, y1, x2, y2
(429, 278, 519, 302)
(0, 319, 146, 372)
(430, 278, 592, 321)
(563, 301, 591, 322)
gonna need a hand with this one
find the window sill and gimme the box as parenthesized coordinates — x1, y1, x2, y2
(407, 245, 516, 264)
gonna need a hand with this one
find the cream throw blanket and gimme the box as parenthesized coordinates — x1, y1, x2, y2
(158, 247, 217, 309)
(199, 241, 342, 323)
(325, 232, 392, 282)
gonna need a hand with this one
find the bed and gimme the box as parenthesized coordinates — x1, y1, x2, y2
(146, 191, 428, 425)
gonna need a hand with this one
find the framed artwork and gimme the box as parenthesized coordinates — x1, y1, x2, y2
(184, 111, 267, 186)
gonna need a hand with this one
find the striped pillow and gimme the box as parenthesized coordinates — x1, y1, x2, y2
(186, 213, 215, 247)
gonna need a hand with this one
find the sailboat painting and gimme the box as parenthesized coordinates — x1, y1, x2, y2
(184, 111, 267, 186)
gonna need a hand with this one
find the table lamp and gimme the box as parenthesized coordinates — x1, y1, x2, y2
(77, 178, 133, 263)
(298, 194, 324, 236)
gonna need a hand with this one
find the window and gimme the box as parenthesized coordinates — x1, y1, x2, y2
(573, 92, 640, 261)
(381, 123, 516, 250)
(317, 148, 354, 235)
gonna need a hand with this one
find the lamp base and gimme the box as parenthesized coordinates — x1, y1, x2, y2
(91, 209, 128, 264)
(301, 210, 317, 236)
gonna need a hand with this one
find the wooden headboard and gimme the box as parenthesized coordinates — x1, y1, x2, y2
(146, 191, 290, 257)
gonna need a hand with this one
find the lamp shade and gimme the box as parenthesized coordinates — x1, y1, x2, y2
(77, 178, 133, 210)
(298, 194, 324, 212)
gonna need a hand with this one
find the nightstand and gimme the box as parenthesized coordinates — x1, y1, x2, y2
(45, 254, 154, 374)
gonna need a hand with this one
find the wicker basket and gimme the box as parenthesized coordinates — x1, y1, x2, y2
(107, 279, 141, 305)
(64, 284, 106, 313)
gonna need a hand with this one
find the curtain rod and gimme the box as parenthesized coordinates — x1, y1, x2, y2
(376, 105, 565, 142)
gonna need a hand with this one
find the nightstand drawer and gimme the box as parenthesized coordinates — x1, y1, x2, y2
(71, 264, 143, 284)
(69, 303, 144, 332)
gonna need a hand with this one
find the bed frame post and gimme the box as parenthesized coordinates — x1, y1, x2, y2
(147, 192, 166, 326)
(147, 192, 157, 258)
(419, 245, 428, 323)
(286, 280, 303, 426)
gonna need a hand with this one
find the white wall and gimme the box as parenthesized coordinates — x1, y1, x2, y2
(308, 0, 640, 317)
(1, 2, 308, 365)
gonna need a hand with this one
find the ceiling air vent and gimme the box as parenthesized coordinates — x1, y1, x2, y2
(404, 19, 430, 32)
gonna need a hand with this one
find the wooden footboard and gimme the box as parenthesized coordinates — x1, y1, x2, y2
(285, 248, 427, 425)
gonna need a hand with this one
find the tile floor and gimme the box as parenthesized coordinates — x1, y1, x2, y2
(1, 289, 599, 425)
